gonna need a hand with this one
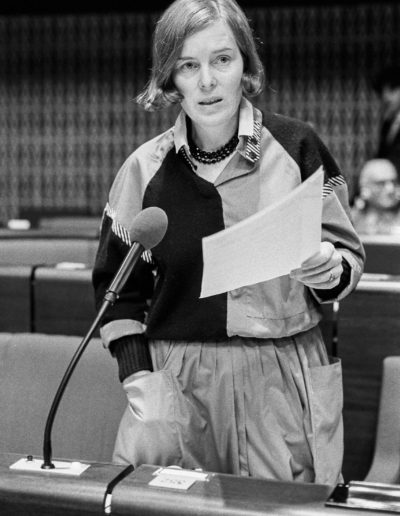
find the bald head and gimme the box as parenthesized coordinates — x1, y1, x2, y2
(359, 159, 399, 210)
(360, 159, 396, 186)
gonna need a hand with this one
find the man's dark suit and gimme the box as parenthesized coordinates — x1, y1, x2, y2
(376, 114, 400, 179)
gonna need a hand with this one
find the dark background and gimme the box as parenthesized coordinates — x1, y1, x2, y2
(1, 1, 398, 224)
(0, 0, 396, 15)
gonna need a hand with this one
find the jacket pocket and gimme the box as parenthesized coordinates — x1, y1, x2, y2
(113, 370, 183, 467)
(245, 278, 312, 320)
(307, 356, 344, 485)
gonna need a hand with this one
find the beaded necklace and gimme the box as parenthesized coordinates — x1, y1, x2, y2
(188, 131, 239, 165)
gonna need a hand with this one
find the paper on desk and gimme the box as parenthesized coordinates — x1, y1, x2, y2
(200, 167, 324, 298)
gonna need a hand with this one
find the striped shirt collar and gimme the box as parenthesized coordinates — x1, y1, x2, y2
(174, 97, 262, 164)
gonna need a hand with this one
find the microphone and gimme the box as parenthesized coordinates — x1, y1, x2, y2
(40, 206, 168, 470)
(103, 207, 168, 306)
(10, 207, 168, 474)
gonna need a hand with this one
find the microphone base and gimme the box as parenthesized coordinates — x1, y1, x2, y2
(9, 456, 90, 476)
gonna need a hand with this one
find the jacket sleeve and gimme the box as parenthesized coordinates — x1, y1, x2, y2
(92, 208, 155, 379)
(91, 144, 160, 379)
(299, 126, 366, 303)
(92, 131, 175, 381)
(92, 208, 155, 333)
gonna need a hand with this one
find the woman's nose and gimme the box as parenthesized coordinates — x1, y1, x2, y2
(198, 66, 216, 90)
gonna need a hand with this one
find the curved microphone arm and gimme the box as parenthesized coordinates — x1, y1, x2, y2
(41, 299, 112, 469)
(41, 243, 145, 469)
(39, 206, 167, 470)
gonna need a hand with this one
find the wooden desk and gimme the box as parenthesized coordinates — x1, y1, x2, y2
(0, 452, 126, 516)
(0, 454, 384, 516)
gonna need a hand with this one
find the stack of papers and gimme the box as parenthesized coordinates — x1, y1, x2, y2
(200, 167, 324, 298)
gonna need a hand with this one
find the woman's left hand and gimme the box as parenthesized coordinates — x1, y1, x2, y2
(290, 242, 343, 289)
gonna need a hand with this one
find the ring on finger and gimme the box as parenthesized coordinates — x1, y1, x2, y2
(328, 271, 334, 282)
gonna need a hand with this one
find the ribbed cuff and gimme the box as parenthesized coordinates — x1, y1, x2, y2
(109, 334, 153, 382)
(316, 257, 351, 301)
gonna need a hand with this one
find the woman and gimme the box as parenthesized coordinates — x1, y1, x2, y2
(93, 0, 365, 485)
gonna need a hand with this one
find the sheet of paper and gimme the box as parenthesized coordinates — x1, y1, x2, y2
(200, 167, 324, 298)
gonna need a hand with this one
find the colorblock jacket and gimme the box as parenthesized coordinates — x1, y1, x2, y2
(93, 98, 365, 376)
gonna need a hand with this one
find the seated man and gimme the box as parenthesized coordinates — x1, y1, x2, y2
(351, 158, 400, 235)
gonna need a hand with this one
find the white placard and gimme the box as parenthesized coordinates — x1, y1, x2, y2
(149, 475, 196, 490)
(148, 466, 209, 490)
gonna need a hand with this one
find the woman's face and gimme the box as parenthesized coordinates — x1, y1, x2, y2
(173, 20, 244, 137)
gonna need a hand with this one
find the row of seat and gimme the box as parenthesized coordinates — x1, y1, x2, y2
(0, 265, 96, 336)
(0, 228, 99, 267)
(1, 231, 400, 274)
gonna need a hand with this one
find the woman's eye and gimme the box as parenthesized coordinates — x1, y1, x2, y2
(215, 55, 231, 65)
(179, 62, 198, 73)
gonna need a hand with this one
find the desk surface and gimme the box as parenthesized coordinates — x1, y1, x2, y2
(361, 235, 400, 245)
(113, 464, 385, 516)
(0, 454, 387, 516)
(359, 272, 400, 292)
(0, 453, 126, 516)
(0, 228, 99, 240)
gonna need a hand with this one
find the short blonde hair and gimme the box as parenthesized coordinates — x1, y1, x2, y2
(137, 0, 264, 111)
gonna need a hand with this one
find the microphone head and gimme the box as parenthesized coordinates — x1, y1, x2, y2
(128, 207, 168, 250)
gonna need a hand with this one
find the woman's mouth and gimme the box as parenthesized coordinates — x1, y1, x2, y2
(199, 98, 222, 106)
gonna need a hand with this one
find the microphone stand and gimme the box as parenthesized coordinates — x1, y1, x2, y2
(41, 300, 109, 468)
(42, 243, 143, 469)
